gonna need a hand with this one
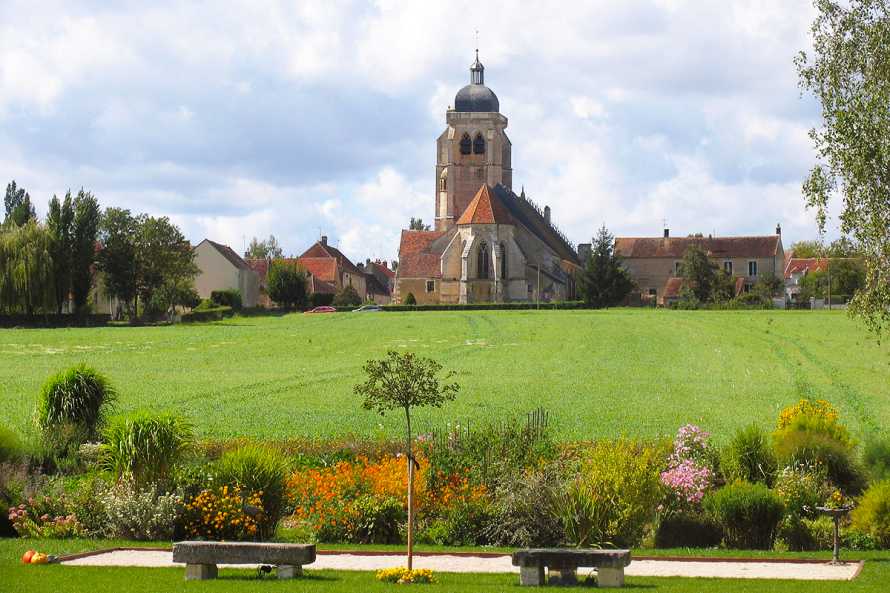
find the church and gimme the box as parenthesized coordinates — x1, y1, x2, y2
(395, 52, 582, 304)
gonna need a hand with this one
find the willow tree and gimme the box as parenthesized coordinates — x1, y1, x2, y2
(0, 221, 55, 315)
(354, 350, 459, 569)
(797, 0, 890, 336)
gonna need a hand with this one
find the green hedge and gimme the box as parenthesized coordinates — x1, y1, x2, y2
(181, 306, 234, 322)
(383, 301, 590, 312)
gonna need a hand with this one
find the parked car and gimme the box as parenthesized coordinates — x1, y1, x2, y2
(305, 306, 337, 314)
(352, 304, 383, 313)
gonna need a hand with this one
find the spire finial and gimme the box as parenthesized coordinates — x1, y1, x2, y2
(470, 34, 484, 85)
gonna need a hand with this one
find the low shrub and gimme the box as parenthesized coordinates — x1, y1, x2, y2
(37, 364, 117, 446)
(214, 444, 289, 539)
(403, 292, 417, 305)
(721, 424, 777, 486)
(309, 292, 334, 308)
(851, 480, 890, 549)
(67, 473, 111, 537)
(350, 495, 405, 544)
(862, 436, 890, 483)
(661, 424, 714, 514)
(181, 305, 233, 322)
(7, 493, 83, 538)
(210, 289, 242, 310)
(556, 439, 665, 548)
(101, 412, 194, 488)
(423, 498, 492, 546)
(181, 484, 264, 540)
(773, 462, 832, 550)
(102, 483, 180, 540)
(333, 285, 362, 307)
(704, 481, 784, 549)
(773, 399, 864, 493)
(376, 567, 435, 584)
(655, 512, 722, 548)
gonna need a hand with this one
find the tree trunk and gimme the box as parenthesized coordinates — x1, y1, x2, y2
(405, 408, 414, 571)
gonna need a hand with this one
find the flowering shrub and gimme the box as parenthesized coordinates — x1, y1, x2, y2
(661, 425, 713, 514)
(181, 485, 263, 540)
(102, 483, 180, 540)
(777, 399, 839, 430)
(8, 495, 83, 538)
(286, 454, 485, 543)
(375, 567, 436, 584)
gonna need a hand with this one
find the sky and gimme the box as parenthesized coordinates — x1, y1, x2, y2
(1, 0, 838, 262)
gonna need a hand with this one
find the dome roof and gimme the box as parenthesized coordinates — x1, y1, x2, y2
(454, 83, 499, 113)
(453, 50, 499, 113)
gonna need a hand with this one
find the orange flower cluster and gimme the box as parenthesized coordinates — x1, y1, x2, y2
(182, 485, 264, 540)
(777, 399, 839, 429)
(286, 455, 486, 538)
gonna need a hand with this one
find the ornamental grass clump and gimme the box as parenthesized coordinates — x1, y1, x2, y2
(721, 424, 777, 486)
(705, 481, 784, 549)
(101, 412, 193, 488)
(214, 444, 289, 539)
(36, 365, 116, 455)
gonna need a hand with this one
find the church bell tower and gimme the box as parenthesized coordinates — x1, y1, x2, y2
(435, 51, 512, 231)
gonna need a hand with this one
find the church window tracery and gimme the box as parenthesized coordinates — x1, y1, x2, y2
(459, 133, 472, 155)
(500, 243, 507, 279)
(473, 133, 485, 154)
(477, 242, 490, 279)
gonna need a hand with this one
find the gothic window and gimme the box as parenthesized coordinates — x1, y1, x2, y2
(473, 133, 485, 155)
(459, 133, 472, 155)
(500, 243, 507, 279)
(477, 242, 490, 279)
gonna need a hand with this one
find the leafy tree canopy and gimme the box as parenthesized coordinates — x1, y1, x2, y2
(797, 0, 890, 335)
(4, 180, 36, 227)
(409, 217, 430, 231)
(267, 260, 307, 309)
(576, 225, 635, 307)
(245, 234, 284, 259)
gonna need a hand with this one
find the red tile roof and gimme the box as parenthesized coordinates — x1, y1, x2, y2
(370, 260, 396, 279)
(615, 235, 781, 259)
(397, 229, 450, 278)
(300, 240, 362, 275)
(298, 257, 339, 283)
(784, 257, 830, 279)
(457, 184, 514, 225)
(245, 258, 269, 282)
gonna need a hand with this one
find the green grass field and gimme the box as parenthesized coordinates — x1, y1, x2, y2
(2, 539, 890, 593)
(1, 310, 887, 442)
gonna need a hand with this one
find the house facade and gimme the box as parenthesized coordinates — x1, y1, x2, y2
(194, 239, 260, 307)
(615, 228, 785, 305)
(395, 53, 580, 304)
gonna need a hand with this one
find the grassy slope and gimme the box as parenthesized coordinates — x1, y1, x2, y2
(1, 310, 887, 441)
(1, 539, 889, 593)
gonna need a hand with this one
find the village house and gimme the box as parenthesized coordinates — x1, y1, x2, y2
(193, 239, 260, 307)
(358, 259, 395, 304)
(615, 227, 785, 306)
(395, 53, 581, 304)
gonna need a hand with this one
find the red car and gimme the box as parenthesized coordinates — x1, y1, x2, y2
(305, 306, 337, 314)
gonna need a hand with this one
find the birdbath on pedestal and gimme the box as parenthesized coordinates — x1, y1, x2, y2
(814, 505, 854, 564)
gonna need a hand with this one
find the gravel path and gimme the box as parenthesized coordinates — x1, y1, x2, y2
(61, 550, 861, 580)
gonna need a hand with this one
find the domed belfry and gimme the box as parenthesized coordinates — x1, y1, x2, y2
(435, 50, 512, 231)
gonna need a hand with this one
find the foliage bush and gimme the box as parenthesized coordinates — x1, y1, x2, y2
(102, 482, 180, 540)
(863, 436, 890, 483)
(654, 512, 722, 548)
(0, 424, 23, 464)
(333, 285, 362, 307)
(482, 464, 564, 547)
(210, 289, 242, 310)
(37, 364, 116, 447)
(181, 484, 264, 540)
(660, 424, 714, 514)
(851, 479, 890, 549)
(774, 462, 831, 550)
(350, 494, 406, 544)
(556, 439, 665, 548)
(101, 412, 193, 487)
(721, 424, 777, 486)
(64, 473, 111, 537)
(214, 444, 289, 539)
(7, 493, 83, 538)
(704, 481, 784, 549)
(773, 399, 865, 493)
(309, 292, 335, 308)
(403, 292, 417, 305)
(267, 261, 307, 309)
(181, 305, 233, 322)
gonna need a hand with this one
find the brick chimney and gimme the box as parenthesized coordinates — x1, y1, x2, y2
(321, 235, 328, 246)
(663, 228, 670, 239)
(544, 205, 551, 224)
(776, 223, 782, 235)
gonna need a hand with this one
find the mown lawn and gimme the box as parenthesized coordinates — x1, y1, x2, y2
(1, 538, 889, 593)
(0, 310, 887, 442)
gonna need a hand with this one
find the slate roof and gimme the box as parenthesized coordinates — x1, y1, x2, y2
(615, 235, 781, 259)
(397, 230, 451, 278)
(457, 184, 514, 225)
(202, 239, 250, 270)
(493, 184, 579, 264)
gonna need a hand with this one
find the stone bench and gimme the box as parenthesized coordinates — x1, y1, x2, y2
(511, 548, 632, 587)
(172, 541, 316, 580)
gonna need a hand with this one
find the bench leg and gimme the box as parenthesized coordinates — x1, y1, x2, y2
(597, 567, 624, 588)
(277, 564, 302, 579)
(519, 563, 545, 586)
(550, 567, 577, 585)
(185, 563, 218, 580)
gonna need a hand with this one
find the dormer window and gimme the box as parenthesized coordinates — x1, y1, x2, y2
(459, 133, 472, 155)
(473, 133, 485, 155)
